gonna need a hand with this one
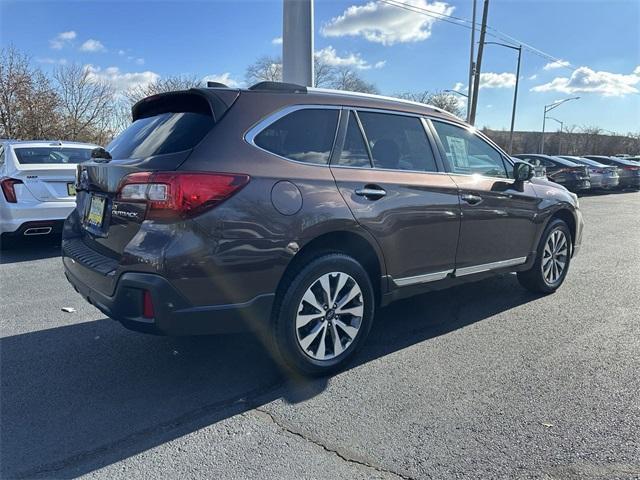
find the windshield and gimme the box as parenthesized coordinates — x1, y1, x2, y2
(106, 112, 215, 159)
(13, 147, 93, 165)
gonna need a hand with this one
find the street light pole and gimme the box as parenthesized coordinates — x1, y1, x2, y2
(540, 97, 580, 153)
(485, 42, 521, 154)
(283, 0, 314, 86)
(546, 116, 564, 154)
(469, 0, 489, 126)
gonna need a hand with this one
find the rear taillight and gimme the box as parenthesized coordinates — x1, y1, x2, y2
(0, 177, 23, 203)
(116, 172, 250, 220)
(624, 166, 640, 171)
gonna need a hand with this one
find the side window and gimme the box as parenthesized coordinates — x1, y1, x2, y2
(254, 108, 339, 165)
(335, 112, 371, 168)
(431, 120, 508, 178)
(357, 111, 438, 172)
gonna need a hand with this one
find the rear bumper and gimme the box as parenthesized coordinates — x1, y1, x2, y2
(63, 256, 275, 336)
(562, 179, 591, 192)
(620, 176, 640, 189)
(0, 201, 74, 235)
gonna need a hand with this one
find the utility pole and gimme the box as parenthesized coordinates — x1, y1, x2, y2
(466, 0, 477, 123)
(282, 0, 314, 86)
(485, 42, 522, 154)
(469, 0, 489, 125)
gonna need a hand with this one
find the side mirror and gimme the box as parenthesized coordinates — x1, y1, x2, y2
(513, 162, 534, 182)
(91, 147, 112, 161)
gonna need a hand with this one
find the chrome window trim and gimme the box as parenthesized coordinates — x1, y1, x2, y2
(454, 257, 527, 277)
(244, 104, 342, 167)
(393, 269, 453, 287)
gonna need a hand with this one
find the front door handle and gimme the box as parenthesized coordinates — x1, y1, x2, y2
(355, 185, 387, 200)
(461, 193, 482, 205)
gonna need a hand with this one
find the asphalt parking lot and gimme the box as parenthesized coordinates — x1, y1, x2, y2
(1, 191, 639, 480)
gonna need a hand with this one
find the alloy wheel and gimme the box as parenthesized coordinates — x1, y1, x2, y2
(295, 272, 364, 361)
(542, 229, 569, 285)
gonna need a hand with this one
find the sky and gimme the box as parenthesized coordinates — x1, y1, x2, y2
(1, 0, 639, 133)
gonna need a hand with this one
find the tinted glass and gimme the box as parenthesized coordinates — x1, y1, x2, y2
(335, 112, 371, 168)
(357, 111, 437, 172)
(432, 121, 508, 178)
(13, 147, 93, 165)
(107, 112, 215, 159)
(255, 109, 339, 165)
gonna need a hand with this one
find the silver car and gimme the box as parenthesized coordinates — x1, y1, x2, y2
(558, 156, 619, 189)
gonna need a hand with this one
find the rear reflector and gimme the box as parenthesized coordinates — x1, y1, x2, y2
(1, 177, 23, 203)
(142, 290, 155, 319)
(116, 172, 250, 220)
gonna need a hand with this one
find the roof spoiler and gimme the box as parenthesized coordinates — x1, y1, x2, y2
(131, 88, 240, 122)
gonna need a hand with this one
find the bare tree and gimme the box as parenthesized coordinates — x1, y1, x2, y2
(329, 67, 378, 94)
(397, 90, 463, 117)
(245, 56, 283, 85)
(53, 63, 114, 142)
(0, 46, 60, 139)
(244, 55, 378, 93)
(125, 74, 203, 104)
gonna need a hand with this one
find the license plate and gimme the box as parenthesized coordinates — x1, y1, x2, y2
(67, 182, 76, 196)
(86, 195, 106, 228)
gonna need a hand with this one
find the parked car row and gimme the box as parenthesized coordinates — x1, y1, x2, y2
(513, 153, 640, 192)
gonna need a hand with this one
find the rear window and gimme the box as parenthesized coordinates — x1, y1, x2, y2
(254, 108, 339, 165)
(13, 147, 93, 165)
(107, 112, 215, 159)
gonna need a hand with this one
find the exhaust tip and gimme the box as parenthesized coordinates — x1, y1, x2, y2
(24, 227, 52, 236)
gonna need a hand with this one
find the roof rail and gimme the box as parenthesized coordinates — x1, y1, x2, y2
(307, 87, 448, 115)
(206, 81, 228, 88)
(249, 81, 307, 93)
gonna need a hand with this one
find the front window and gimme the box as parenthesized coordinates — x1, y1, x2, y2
(431, 121, 509, 178)
(13, 147, 93, 165)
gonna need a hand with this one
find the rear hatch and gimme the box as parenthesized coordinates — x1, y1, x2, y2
(75, 88, 240, 257)
(12, 147, 93, 201)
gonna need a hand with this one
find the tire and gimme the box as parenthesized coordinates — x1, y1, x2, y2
(272, 253, 375, 376)
(517, 218, 572, 294)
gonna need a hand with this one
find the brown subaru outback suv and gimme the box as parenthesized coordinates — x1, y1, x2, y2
(62, 82, 584, 375)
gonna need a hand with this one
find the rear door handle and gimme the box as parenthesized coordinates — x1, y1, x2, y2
(355, 185, 386, 200)
(461, 193, 482, 205)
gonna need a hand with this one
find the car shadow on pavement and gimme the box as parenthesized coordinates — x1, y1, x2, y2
(0, 237, 61, 264)
(0, 274, 540, 479)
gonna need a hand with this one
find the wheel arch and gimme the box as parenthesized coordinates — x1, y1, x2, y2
(276, 229, 386, 307)
(549, 207, 577, 249)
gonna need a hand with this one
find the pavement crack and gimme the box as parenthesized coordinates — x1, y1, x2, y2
(252, 407, 416, 480)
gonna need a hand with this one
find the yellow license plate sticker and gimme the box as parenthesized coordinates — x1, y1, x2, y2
(67, 183, 76, 196)
(87, 196, 106, 227)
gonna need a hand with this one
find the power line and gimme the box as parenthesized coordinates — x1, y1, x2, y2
(378, 0, 577, 73)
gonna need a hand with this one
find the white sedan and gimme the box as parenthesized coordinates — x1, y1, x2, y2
(0, 140, 99, 243)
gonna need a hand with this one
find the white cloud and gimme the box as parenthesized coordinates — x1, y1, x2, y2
(322, 0, 454, 45)
(543, 59, 570, 71)
(479, 72, 516, 89)
(202, 72, 242, 88)
(531, 66, 640, 97)
(452, 82, 467, 92)
(84, 65, 159, 93)
(50, 31, 76, 50)
(272, 36, 283, 45)
(135, 58, 145, 65)
(314, 46, 384, 70)
(117, 49, 126, 56)
(80, 39, 106, 52)
(528, 74, 538, 80)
